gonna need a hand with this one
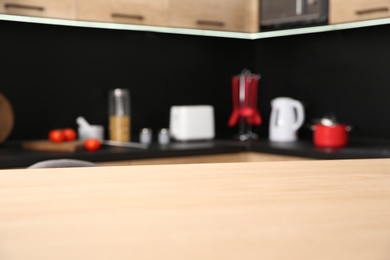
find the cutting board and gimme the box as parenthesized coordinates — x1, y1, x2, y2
(0, 93, 14, 144)
(22, 140, 84, 152)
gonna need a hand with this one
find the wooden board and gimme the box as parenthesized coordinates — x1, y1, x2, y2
(22, 140, 84, 152)
(97, 152, 311, 166)
(0, 93, 14, 144)
(1, 159, 390, 259)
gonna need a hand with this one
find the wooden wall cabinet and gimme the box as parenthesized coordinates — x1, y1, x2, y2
(3, 0, 390, 35)
(329, 0, 390, 24)
(78, 0, 170, 27)
(0, 0, 76, 19)
(169, 0, 259, 33)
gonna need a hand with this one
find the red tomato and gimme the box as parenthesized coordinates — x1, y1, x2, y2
(84, 138, 101, 152)
(63, 128, 77, 141)
(48, 129, 65, 143)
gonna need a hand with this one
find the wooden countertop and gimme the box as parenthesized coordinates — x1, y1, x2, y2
(1, 159, 390, 259)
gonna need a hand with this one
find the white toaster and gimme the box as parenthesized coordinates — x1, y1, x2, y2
(169, 105, 215, 141)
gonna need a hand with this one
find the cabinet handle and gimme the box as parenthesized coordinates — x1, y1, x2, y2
(4, 3, 44, 12)
(196, 20, 225, 27)
(355, 7, 389, 15)
(111, 13, 144, 20)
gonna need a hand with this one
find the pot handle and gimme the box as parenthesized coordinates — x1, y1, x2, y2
(292, 100, 305, 131)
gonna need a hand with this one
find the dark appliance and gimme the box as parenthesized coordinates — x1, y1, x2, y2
(260, 0, 328, 30)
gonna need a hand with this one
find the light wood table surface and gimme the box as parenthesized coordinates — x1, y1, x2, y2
(1, 159, 390, 260)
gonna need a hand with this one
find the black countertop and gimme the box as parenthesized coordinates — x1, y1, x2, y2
(2, 137, 390, 169)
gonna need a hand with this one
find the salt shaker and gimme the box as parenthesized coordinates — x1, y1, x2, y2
(158, 128, 170, 145)
(140, 128, 152, 145)
(108, 89, 131, 142)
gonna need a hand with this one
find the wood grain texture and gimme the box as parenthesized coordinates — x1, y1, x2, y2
(329, 0, 390, 24)
(170, 0, 259, 32)
(77, 0, 170, 26)
(97, 152, 310, 166)
(0, 0, 76, 19)
(22, 140, 84, 152)
(1, 159, 390, 259)
(0, 93, 14, 144)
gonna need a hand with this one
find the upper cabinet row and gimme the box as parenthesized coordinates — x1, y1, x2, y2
(0, 0, 258, 32)
(0, 0, 390, 33)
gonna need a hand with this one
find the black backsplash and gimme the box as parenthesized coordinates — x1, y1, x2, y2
(1, 20, 390, 141)
(0, 20, 255, 140)
(255, 24, 390, 140)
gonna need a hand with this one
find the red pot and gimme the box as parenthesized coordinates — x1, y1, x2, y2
(313, 123, 350, 148)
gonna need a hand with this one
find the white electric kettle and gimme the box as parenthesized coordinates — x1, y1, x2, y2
(269, 97, 305, 142)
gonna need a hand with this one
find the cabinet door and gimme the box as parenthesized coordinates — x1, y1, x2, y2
(330, 0, 390, 24)
(78, 0, 170, 27)
(170, 0, 259, 33)
(0, 0, 76, 19)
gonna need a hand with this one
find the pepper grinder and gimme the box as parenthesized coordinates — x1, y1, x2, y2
(108, 88, 131, 142)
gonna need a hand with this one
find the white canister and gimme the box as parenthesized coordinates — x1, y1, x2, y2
(269, 97, 305, 142)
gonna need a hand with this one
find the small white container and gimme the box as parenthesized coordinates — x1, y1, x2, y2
(158, 128, 170, 145)
(78, 125, 104, 141)
(139, 128, 152, 145)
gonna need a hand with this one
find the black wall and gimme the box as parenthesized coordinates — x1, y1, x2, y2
(1, 19, 390, 141)
(0, 20, 255, 140)
(254, 24, 390, 139)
